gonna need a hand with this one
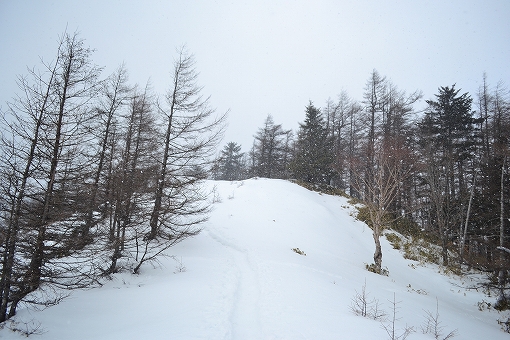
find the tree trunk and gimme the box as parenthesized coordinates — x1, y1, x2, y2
(149, 73, 176, 240)
(83, 70, 127, 242)
(498, 156, 506, 288)
(460, 171, 476, 260)
(441, 237, 449, 267)
(373, 223, 383, 274)
(27, 47, 73, 294)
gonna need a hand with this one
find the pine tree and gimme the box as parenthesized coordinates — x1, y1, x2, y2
(217, 142, 244, 181)
(250, 115, 292, 179)
(418, 84, 476, 266)
(291, 102, 334, 184)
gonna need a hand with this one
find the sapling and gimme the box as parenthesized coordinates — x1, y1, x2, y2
(350, 280, 386, 320)
(381, 293, 414, 340)
(421, 298, 457, 339)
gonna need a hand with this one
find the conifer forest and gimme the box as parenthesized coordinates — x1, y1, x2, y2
(213, 70, 510, 309)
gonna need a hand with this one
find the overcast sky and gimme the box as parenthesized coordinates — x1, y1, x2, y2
(1, 0, 509, 151)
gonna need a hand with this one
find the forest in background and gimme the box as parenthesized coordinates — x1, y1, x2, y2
(213, 69, 510, 307)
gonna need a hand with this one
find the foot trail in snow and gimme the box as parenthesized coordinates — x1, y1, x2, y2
(208, 229, 263, 339)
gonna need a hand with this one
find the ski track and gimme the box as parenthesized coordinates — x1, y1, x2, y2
(208, 229, 263, 339)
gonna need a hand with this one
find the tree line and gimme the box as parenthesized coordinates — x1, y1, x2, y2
(0, 32, 226, 322)
(213, 70, 510, 303)
(1, 30, 508, 323)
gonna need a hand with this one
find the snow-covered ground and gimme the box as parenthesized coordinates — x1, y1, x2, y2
(1, 178, 507, 339)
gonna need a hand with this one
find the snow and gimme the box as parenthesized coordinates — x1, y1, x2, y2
(1, 178, 507, 339)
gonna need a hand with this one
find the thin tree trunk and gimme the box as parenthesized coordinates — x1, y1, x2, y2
(27, 49, 72, 295)
(107, 127, 118, 242)
(373, 223, 383, 273)
(107, 96, 136, 273)
(82, 107, 116, 242)
(84, 67, 129, 241)
(460, 171, 476, 260)
(149, 83, 176, 240)
(498, 156, 506, 288)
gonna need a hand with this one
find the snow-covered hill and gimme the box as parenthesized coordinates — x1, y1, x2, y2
(1, 178, 506, 339)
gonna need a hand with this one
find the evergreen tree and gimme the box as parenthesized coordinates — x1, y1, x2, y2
(217, 142, 244, 181)
(291, 102, 334, 184)
(250, 115, 292, 179)
(418, 84, 476, 265)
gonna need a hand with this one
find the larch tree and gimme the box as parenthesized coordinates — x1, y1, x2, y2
(0, 33, 228, 323)
(352, 74, 420, 274)
(81, 64, 132, 244)
(0, 31, 103, 320)
(107, 84, 159, 274)
(0, 53, 61, 321)
(361, 70, 387, 202)
(326, 92, 364, 193)
(142, 47, 226, 273)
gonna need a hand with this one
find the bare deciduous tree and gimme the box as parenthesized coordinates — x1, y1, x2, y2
(0, 31, 102, 320)
(106, 84, 158, 274)
(137, 47, 226, 273)
(353, 142, 414, 274)
(81, 64, 131, 243)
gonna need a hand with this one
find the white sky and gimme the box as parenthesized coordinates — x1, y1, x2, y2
(1, 0, 509, 150)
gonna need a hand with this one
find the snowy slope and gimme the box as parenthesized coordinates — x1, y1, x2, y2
(1, 178, 507, 339)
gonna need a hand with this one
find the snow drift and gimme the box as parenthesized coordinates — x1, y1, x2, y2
(1, 178, 506, 339)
